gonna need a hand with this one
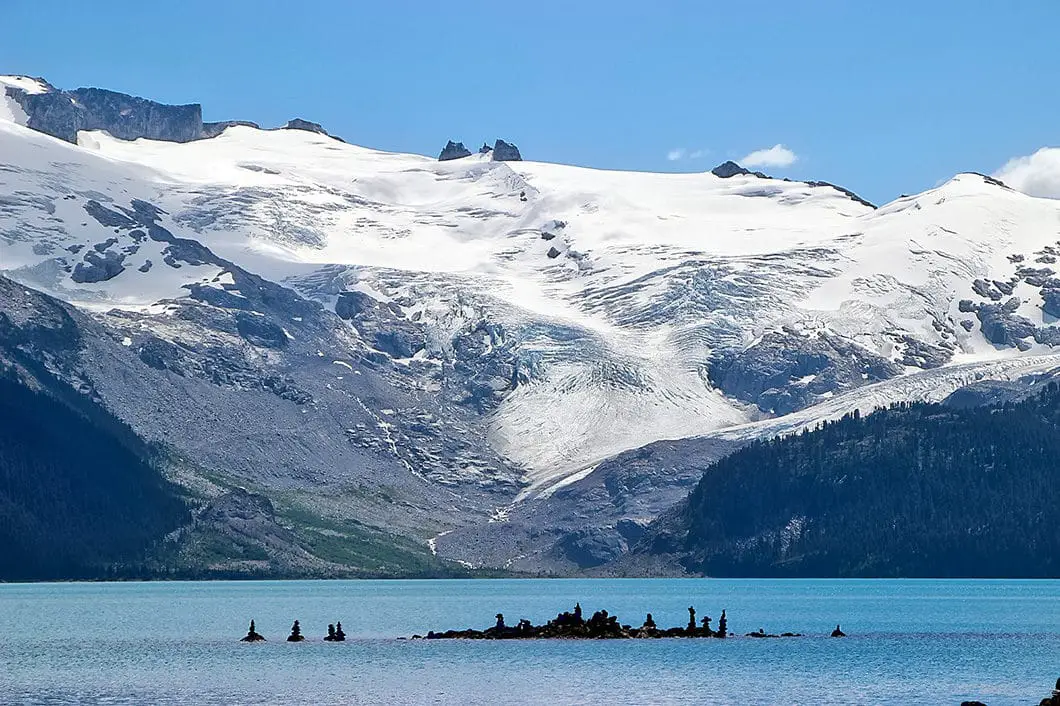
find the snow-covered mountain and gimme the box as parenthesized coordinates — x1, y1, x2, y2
(4, 75, 1060, 573)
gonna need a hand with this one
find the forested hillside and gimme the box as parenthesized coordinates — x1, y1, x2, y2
(0, 374, 188, 579)
(640, 385, 1060, 577)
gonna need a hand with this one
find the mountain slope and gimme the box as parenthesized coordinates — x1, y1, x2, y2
(631, 387, 1060, 577)
(5, 74, 1060, 574)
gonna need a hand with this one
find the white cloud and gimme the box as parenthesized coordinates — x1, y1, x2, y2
(994, 147, 1060, 199)
(667, 147, 709, 162)
(740, 144, 797, 169)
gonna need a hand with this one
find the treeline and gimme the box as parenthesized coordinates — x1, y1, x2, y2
(649, 385, 1060, 577)
(0, 373, 188, 580)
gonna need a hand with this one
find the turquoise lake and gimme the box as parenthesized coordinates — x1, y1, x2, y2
(0, 579, 1057, 705)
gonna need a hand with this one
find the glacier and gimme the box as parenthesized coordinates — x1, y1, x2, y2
(3, 74, 1060, 573)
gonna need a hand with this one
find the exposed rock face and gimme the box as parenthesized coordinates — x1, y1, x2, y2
(709, 327, 902, 415)
(203, 120, 260, 138)
(284, 118, 328, 135)
(491, 139, 522, 161)
(711, 161, 768, 179)
(479, 142, 492, 154)
(975, 303, 1036, 348)
(438, 140, 472, 161)
(7, 84, 203, 143)
(71, 249, 126, 283)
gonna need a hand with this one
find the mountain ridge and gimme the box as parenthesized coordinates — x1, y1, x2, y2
(3, 73, 1060, 576)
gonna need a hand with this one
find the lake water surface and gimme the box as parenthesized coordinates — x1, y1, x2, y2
(0, 579, 1057, 705)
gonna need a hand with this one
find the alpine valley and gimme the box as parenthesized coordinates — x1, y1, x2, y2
(2, 75, 1059, 579)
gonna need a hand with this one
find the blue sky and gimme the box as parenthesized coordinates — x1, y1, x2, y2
(3, 1, 1059, 204)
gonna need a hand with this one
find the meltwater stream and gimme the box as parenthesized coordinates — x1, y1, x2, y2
(0, 579, 1057, 705)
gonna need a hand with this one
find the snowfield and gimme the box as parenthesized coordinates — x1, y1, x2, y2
(4, 91, 1060, 501)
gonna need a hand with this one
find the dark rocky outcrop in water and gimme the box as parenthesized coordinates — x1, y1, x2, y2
(438, 140, 472, 161)
(1040, 678, 1060, 706)
(416, 604, 807, 640)
(286, 620, 305, 642)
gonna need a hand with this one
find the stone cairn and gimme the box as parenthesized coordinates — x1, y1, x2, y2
(240, 619, 265, 642)
(241, 619, 347, 642)
(415, 603, 831, 640)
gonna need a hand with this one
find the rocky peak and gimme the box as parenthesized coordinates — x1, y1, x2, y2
(711, 161, 768, 179)
(479, 142, 492, 154)
(491, 139, 522, 161)
(283, 118, 327, 134)
(7, 83, 203, 144)
(438, 140, 472, 161)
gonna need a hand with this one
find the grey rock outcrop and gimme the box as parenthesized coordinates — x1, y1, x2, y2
(284, 118, 328, 134)
(711, 161, 768, 179)
(71, 249, 126, 283)
(438, 140, 472, 161)
(203, 120, 260, 138)
(7, 84, 203, 144)
(491, 140, 522, 161)
(709, 327, 901, 415)
(976, 303, 1036, 347)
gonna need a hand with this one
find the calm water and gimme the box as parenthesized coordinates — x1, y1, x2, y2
(0, 579, 1057, 705)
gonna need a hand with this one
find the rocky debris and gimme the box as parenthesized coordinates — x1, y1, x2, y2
(478, 143, 492, 154)
(286, 620, 305, 642)
(71, 249, 126, 283)
(438, 140, 472, 161)
(8, 83, 203, 144)
(490, 139, 522, 161)
(960, 320, 975, 331)
(203, 120, 260, 139)
(546, 246, 562, 259)
(240, 619, 266, 642)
